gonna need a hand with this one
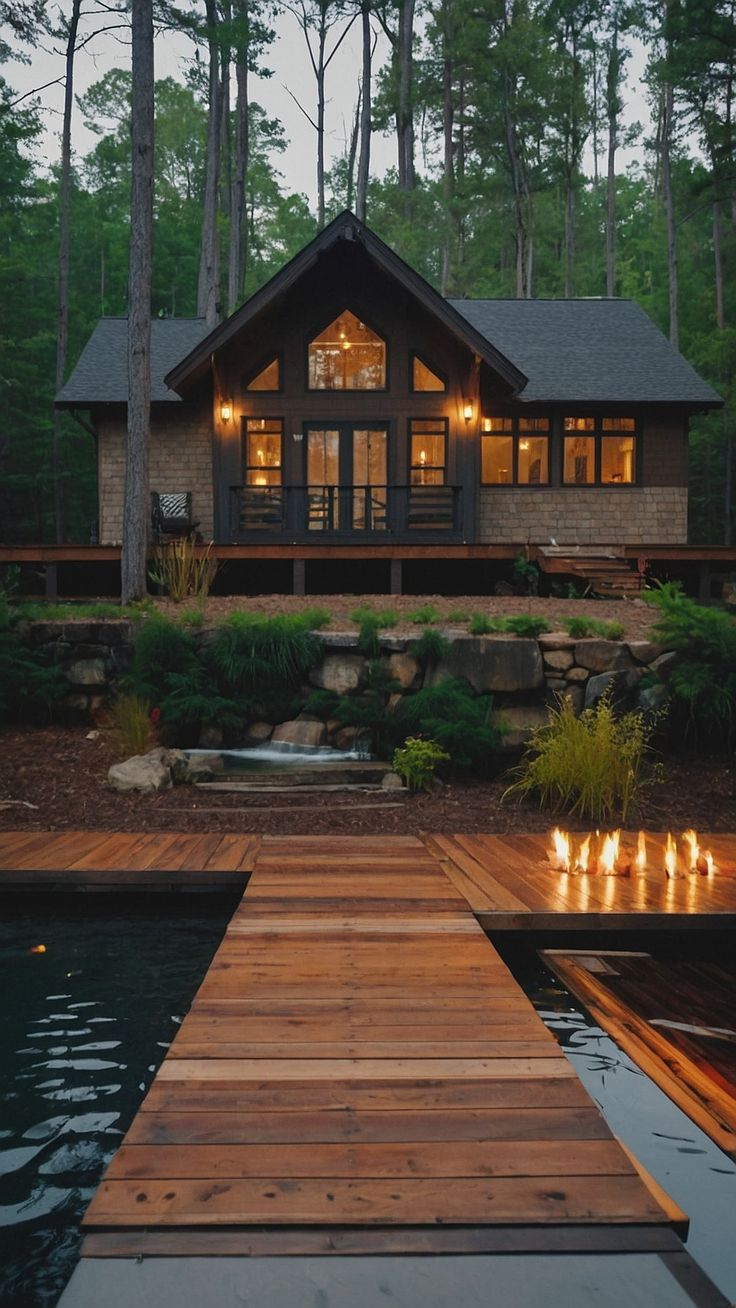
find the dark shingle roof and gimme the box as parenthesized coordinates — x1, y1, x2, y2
(56, 317, 210, 406)
(450, 297, 721, 405)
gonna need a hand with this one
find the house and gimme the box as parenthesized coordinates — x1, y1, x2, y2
(56, 211, 721, 588)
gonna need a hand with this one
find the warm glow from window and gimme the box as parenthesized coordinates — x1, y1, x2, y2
(410, 419, 446, 484)
(245, 418, 282, 486)
(602, 417, 636, 432)
(481, 416, 549, 485)
(482, 436, 513, 484)
(246, 358, 280, 391)
(564, 435, 595, 484)
(412, 356, 445, 392)
(482, 416, 512, 433)
(564, 416, 595, 432)
(602, 435, 635, 483)
(518, 436, 548, 485)
(308, 310, 386, 390)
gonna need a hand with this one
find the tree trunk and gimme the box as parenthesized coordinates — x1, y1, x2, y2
(346, 86, 360, 210)
(441, 39, 454, 296)
(316, 19, 327, 227)
(397, 0, 415, 212)
(121, 0, 154, 605)
(713, 199, 725, 329)
(228, 3, 250, 313)
(565, 179, 575, 297)
(605, 18, 619, 298)
(53, 0, 81, 544)
(355, 0, 371, 222)
(197, 0, 222, 325)
(661, 78, 679, 348)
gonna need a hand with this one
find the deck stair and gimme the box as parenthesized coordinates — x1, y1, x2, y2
(196, 760, 393, 794)
(537, 546, 643, 599)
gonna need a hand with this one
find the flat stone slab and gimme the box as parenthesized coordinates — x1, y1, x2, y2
(430, 637, 544, 693)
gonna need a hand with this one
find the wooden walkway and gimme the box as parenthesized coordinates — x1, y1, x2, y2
(429, 833, 736, 929)
(0, 831, 259, 890)
(80, 834, 684, 1257)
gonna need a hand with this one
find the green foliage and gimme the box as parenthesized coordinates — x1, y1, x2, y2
(644, 583, 736, 746)
(445, 609, 470, 623)
(469, 612, 502, 635)
(106, 693, 154, 757)
(298, 607, 331, 630)
(563, 616, 625, 640)
(393, 680, 504, 768)
(126, 617, 199, 705)
(179, 607, 206, 627)
(0, 598, 66, 722)
(349, 604, 398, 628)
(409, 604, 441, 625)
(210, 613, 322, 695)
(410, 627, 451, 666)
(503, 615, 550, 638)
(511, 554, 539, 589)
(13, 601, 148, 622)
(356, 614, 382, 657)
(392, 737, 450, 791)
(503, 689, 661, 823)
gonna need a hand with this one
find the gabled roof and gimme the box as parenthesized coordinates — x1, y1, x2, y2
(452, 298, 722, 406)
(56, 317, 209, 407)
(163, 211, 528, 395)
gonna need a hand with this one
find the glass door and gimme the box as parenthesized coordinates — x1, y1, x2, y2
(305, 424, 387, 532)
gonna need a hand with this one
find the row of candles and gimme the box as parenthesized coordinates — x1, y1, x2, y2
(548, 828, 716, 878)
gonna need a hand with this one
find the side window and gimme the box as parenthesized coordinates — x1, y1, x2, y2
(411, 354, 446, 392)
(410, 418, 447, 484)
(244, 418, 282, 485)
(245, 357, 280, 392)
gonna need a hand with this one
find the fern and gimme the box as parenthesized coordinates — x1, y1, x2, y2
(411, 627, 451, 666)
(644, 582, 736, 747)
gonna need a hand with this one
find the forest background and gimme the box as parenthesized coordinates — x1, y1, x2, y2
(0, 0, 733, 548)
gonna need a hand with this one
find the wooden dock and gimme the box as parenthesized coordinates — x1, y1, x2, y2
(0, 831, 259, 891)
(80, 834, 685, 1258)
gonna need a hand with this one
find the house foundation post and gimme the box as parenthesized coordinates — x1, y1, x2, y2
(698, 561, 711, 602)
(293, 558, 306, 596)
(45, 564, 58, 602)
(390, 558, 403, 596)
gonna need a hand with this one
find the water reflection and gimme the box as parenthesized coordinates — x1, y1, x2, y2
(0, 899, 228, 1307)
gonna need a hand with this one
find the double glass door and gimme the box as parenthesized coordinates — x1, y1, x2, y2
(305, 423, 388, 532)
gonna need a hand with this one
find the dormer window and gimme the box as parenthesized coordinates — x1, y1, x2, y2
(308, 310, 386, 390)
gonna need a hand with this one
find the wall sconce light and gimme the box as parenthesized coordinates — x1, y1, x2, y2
(220, 399, 233, 423)
(463, 400, 474, 422)
(292, 431, 304, 442)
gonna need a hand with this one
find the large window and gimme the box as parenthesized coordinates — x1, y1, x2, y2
(564, 416, 636, 485)
(244, 417, 282, 486)
(308, 310, 386, 390)
(410, 418, 447, 484)
(481, 416, 550, 485)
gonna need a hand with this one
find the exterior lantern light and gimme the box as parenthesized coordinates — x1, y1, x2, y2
(220, 399, 233, 423)
(463, 400, 474, 422)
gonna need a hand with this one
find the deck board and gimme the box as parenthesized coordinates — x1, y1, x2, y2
(80, 834, 685, 1253)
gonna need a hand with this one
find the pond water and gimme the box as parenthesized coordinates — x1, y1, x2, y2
(495, 937, 736, 1303)
(0, 897, 230, 1308)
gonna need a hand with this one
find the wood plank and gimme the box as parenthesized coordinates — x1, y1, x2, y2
(156, 1057, 576, 1081)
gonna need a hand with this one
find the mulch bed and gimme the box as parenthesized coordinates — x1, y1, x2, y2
(0, 727, 732, 837)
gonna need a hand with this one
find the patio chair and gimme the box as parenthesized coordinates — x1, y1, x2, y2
(151, 491, 199, 541)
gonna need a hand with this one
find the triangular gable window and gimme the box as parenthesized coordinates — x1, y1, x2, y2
(246, 357, 280, 391)
(412, 354, 446, 392)
(308, 310, 386, 390)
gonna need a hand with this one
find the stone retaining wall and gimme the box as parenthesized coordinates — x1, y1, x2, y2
(22, 621, 669, 744)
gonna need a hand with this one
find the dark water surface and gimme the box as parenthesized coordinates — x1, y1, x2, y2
(0, 896, 231, 1308)
(495, 936, 736, 1303)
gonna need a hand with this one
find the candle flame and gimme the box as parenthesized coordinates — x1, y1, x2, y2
(599, 830, 620, 875)
(683, 829, 699, 872)
(550, 828, 571, 871)
(30, 944, 46, 954)
(635, 831, 647, 873)
(664, 832, 678, 878)
(576, 835, 591, 874)
(705, 850, 716, 875)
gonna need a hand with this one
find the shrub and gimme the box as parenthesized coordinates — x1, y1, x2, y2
(357, 614, 382, 657)
(392, 679, 504, 768)
(148, 538, 218, 603)
(106, 694, 155, 757)
(445, 609, 470, 623)
(469, 612, 501, 635)
(0, 629, 66, 722)
(127, 616, 199, 703)
(644, 582, 736, 747)
(503, 688, 660, 823)
(179, 606, 206, 628)
(511, 553, 539, 592)
(299, 606, 331, 630)
(211, 613, 322, 693)
(563, 616, 625, 640)
(503, 614, 550, 638)
(411, 627, 451, 667)
(409, 603, 440, 625)
(392, 737, 450, 791)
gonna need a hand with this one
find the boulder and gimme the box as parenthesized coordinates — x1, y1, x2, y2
(545, 677, 567, 691)
(242, 721, 273, 745)
(557, 684, 584, 715)
(538, 632, 576, 650)
(574, 640, 631, 673)
(627, 640, 664, 665)
(491, 703, 548, 750)
(382, 771, 405, 790)
(651, 650, 678, 675)
(161, 748, 188, 783)
(108, 751, 171, 793)
(198, 724, 224, 749)
(272, 718, 327, 748)
(565, 666, 589, 682)
(333, 726, 373, 753)
(584, 668, 642, 710)
(543, 648, 574, 672)
(638, 683, 670, 713)
(308, 653, 367, 695)
(184, 752, 224, 782)
(388, 651, 422, 690)
(429, 636, 544, 693)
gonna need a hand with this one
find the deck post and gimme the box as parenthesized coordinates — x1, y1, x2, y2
(390, 557, 403, 595)
(44, 563, 58, 602)
(698, 561, 711, 603)
(293, 558, 306, 596)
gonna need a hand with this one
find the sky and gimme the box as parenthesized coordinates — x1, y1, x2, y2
(5, 4, 651, 208)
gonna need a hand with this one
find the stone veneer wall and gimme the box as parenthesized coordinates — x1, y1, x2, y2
(96, 403, 214, 544)
(25, 622, 669, 738)
(478, 487, 688, 546)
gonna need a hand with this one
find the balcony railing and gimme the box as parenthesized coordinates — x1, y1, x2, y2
(230, 484, 462, 539)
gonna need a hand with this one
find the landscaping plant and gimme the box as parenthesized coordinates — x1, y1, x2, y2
(502, 687, 661, 823)
(644, 582, 736, 748)
(469, 612, 501, 635)
(392, 736, 450, 791)
(409, 603, 441, 625)
(392, 679, 505, 769)
(503, 614, 551, 638)
(410, 627, 451, 667)
(563, 616, 624, 640)
(106, 693, 155, 757)
(148, 537, 218, 603)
